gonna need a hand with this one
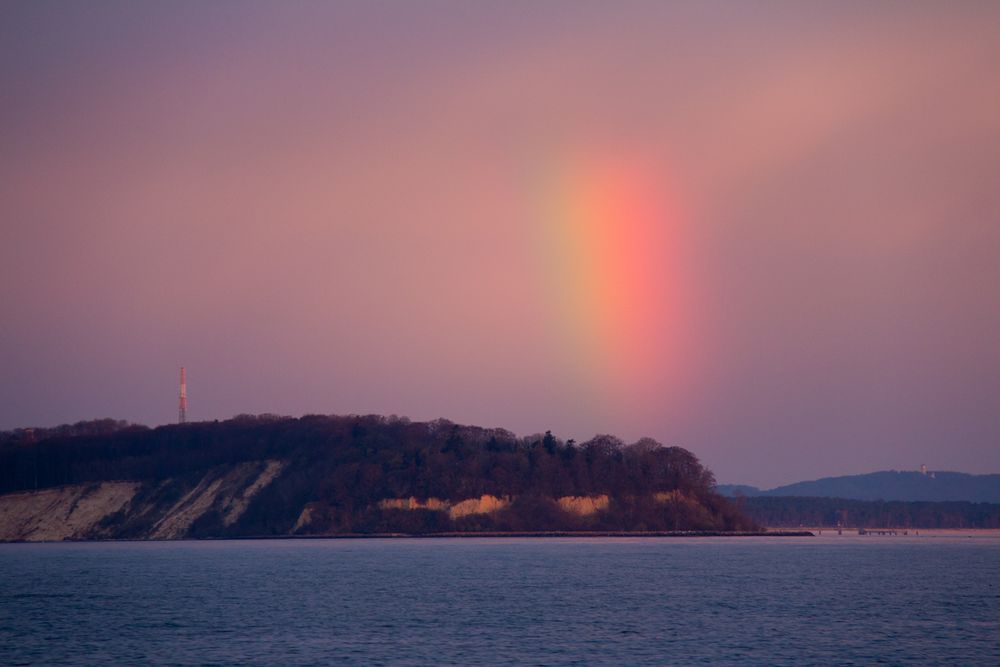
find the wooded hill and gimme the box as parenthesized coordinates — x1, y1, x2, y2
(737, 496, 1000, 529)
(0, 415, 755, 539)
(717, 470, 1000, 503)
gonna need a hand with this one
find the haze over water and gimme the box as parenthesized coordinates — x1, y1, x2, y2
(2, 538, 999, 666)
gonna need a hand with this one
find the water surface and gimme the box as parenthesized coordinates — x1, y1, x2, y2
(2, 536, 998, 665)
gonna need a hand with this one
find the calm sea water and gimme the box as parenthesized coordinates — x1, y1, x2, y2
(1, 536, 998, 666)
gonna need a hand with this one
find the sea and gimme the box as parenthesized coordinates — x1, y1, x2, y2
(1, 536, 998, 666)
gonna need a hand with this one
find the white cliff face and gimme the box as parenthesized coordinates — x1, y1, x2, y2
(222, 460, 285, 527)
(0, 482, 140, 541)
(0, 460, 286, 542)
(149, 460, 290, 538)
(149, 476, 229, 539)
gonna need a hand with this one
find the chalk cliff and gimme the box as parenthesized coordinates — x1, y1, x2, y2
(0, 414, 754, 540)
(0, 460, 285, 541)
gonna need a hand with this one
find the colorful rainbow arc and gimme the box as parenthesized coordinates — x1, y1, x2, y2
(539, 151, 688, 414)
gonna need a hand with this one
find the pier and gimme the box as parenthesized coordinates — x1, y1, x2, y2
(857, 528, 911, 536)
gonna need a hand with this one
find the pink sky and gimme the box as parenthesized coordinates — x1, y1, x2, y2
(2, 2, 999, 487)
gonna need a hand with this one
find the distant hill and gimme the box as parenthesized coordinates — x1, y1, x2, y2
(0, 415, 754, 541)
(738, 496, 1000, 529)
(718, 470, 1000, 503)
(716, 484, 763, 497)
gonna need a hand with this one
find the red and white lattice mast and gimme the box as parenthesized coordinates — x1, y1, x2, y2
(179, 367, 187, 424)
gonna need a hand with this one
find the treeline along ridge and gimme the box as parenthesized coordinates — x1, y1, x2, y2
(0, 414, 754, 537)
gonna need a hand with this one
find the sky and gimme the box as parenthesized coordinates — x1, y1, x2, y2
(2, 2, 999, 487)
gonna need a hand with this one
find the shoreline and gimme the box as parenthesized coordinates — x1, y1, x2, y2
(245, 530, 816, 539)
(11, 529, 1000, 544)
(801, 527, 1000, 537)
(2, 530, 815, 544)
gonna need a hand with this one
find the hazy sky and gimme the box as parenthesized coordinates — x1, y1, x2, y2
(2, 2, 999, 487)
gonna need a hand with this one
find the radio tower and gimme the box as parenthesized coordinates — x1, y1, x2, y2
(178, 367, 187, 424)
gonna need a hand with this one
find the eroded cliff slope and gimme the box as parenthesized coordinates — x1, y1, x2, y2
(0, 460, 285, 541)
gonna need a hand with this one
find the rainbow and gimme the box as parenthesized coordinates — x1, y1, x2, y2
(537, 150, 689, 417)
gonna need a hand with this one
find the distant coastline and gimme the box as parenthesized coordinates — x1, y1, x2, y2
(227, 530, 817, 539)
(718, 470, 1000, 503)
(2, 530, 815, 544)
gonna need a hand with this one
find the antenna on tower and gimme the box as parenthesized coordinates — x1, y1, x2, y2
(179, 367, 187, 424)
